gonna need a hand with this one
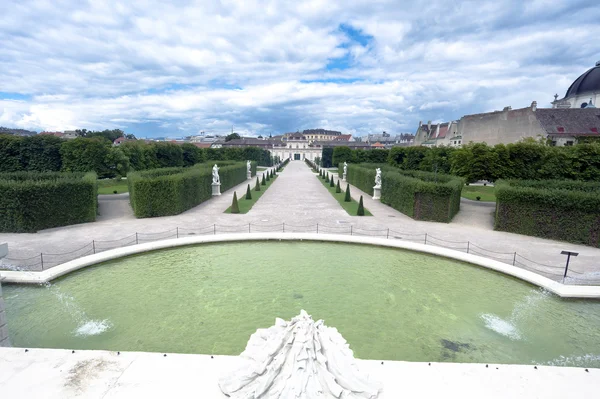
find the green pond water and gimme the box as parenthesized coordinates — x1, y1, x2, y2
(4, 242, 600, 367)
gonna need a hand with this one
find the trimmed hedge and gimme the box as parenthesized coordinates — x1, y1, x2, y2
(341, 163, 463, 222)
(128, 161, 256, 218)
(495, 179, 600, 246)
(0, 171, 97, 232)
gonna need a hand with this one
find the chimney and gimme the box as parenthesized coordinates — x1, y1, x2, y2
(531, 101, 537, 111)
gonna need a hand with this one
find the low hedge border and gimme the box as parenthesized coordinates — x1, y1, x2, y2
(0, 171, 97, 232)
(495, 179, 600, 247)
(339, 163, 463, 222)
(128, 162, 256, 218)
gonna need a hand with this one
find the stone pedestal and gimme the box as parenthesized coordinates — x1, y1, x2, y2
(247, 171, 252, 180)
(0, 277, 10, 347)
(212, 183, 221, 196)
(373, 185, 381, 200)
(342, 173, 347, 182)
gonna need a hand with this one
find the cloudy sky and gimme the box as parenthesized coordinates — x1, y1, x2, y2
(1, 0, 599, 138)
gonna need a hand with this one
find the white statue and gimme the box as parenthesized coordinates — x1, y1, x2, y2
(212, 164, 220, 184)
(343, 161, 348, 175)
(219, 310, 382, 398)
(374, 168, 382, 187)
(246, 160, 251, 174)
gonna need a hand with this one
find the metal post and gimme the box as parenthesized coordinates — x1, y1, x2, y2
(513, 252, 516, 266)
(561, 251, 579, 283)
(40, 253, 44, 270)
(248, 223, 251, 233)
(387, 228, 389, 239)
(176, 227, 179, 238)
(350, 226, 353, 236)
(135, 233, 139, 244)
(282, 222, 285, 233)
(467, 241, 470, 254)
(92, 240, 96, 254)
(424, 233, 428, 245)
(316, 223, 319, 234)
(214, 224, 216, 235)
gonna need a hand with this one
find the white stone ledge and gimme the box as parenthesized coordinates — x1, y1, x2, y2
(0, 347, 597, 399)
(1, 233, 599, 298)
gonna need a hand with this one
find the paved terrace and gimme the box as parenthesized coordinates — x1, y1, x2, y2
(0, 161, 599, 282)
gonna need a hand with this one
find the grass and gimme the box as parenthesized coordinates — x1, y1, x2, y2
(461, 185, 496, 202)
(97, 178, 129, 195)
(257, 166, 268, 171)
(224, 170, 278, 214)
(316, 171, 372, 216)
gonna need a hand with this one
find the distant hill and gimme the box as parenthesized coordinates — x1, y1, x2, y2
(0, 126, 37, 136)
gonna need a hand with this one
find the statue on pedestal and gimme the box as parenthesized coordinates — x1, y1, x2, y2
(246, 160, 251, 174)
(343, 161, 348, 175)
(212, 164, 220, 185)
(374, 168, 382, 188)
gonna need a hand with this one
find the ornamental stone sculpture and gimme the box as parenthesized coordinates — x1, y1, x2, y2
(246, 160, 252, 180)
(343, 161, 348, 182)
(212, 164, 220, 185)
(373, 168, 381, 200)
(219, 310, 382, 398)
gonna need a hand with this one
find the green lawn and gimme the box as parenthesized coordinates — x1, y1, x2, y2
(317, 172, 372, 216)
(225, 171, 278, 214)
(257, 167, 268, 171)
(97, 179, 129, 195)
(461, 185, 496, 202)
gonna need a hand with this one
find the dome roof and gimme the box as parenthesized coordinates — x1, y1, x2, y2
(564, 61, 600, 98)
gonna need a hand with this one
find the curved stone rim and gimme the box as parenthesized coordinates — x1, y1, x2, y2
(1, 233, 599, 298)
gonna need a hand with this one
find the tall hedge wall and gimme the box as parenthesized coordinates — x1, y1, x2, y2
(128, 162, 256, 218)
(340, 163, 463, 222)
(0, 171, 97, 232)
(495, 179, 600, 246)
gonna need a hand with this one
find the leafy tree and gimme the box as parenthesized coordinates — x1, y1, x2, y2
(332, 146, 353, 167)
(105, 147, 130, 177)
(155, 142, 184, 168)
(80, 129, 125, 143)
(336, 180, 341, 193)
(20, 135, 63, 172)
(60, 138, 112, 177)
(245, 184, 252, 200)
(181, 143, 204, 166)
(255, 176, 261, 191)
(357, 196, 365, 216)
(321, 147, 333, 167)
(0, 134, 22, 172)
(419, 146, 455, 174)
(231, 192, 240, 213)
(225, 133, 241, 142)
(344, 183, 351, 202)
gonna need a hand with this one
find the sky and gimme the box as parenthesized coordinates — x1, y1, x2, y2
(1, 0, 599, 138)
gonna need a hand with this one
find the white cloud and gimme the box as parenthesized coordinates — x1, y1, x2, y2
(0, 0, 599, 136)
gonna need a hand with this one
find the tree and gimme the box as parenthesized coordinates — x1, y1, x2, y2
(181, 143, 204, 166)
(225, 133, 241, 142)
(60, 138, 111, 177)
(19, 135, 63, 172)
(231, 192, 240, 213)
(332, 146, 353, 167)
(105, 147, 130, 177)
(336, 180, 341, 193)
(245, 184, 252, 200)
(255, 176, 261, 191)
(357, 196, 365, 216)
(155, 142, 184, 168)
(321, 147, 333, 167)
(344, 184, 351, 202)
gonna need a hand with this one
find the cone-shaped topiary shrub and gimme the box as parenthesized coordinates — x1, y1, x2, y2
(262, 174, 266, 185)
(231, 192, 240, 214)
(344, 184, 351, 202)
(336, 180, 341, 193)
(357, 195, 365, 216)
(330, 176, 335, 187)
(255, 176, 261, 191)
(325, 173, 330, 183)
(266, 172, 270, 182)
(245, 184, 252, 200)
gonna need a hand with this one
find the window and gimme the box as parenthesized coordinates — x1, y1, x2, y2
(565, 141, 574, 146)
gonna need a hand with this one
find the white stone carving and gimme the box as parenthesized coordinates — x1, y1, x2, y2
(212, 164, 220, 185)
(247, 160, 251, 174)
(374, 168, 382, 188)
(343, 162, 348, 175)
(219, 310, 382, 398)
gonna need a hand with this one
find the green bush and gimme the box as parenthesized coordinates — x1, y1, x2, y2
(336, 180, 341, 193)
(128, 162, 253, 218)
(266, 171, 270, 181)
(325, 173, 330, 183)
(357, 196, 365, 216)
(231, 192, 240, 214)
(0, 171, 97, 232)
(330, 175, 335, 187)
(343, 163, 463, 222)
(261, 174, 266, 185)
(495, 179, 600, 246)
(245, 184, 252, 200)
(255, 176, 261, 191)
(344, 184, 351, 202)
